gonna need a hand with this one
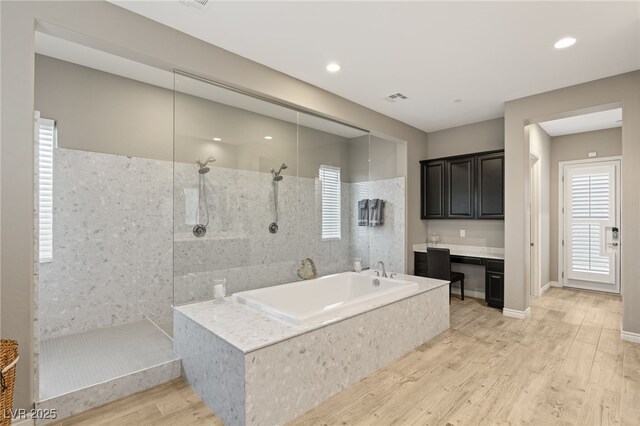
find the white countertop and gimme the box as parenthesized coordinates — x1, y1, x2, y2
(175, 272, 448, 354)
(413, 243, 504, 260)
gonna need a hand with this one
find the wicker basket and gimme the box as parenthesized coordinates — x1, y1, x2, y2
(0, 340, 19, 426)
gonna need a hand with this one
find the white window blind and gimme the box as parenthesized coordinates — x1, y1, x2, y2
(567, 169, 613, 281)
(320, 165, 341, 240)
(38, 118, 56, 263)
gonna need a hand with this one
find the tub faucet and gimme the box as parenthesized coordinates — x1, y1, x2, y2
(375, 261, 387, 278)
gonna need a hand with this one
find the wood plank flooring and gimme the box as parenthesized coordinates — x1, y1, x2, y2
(55, 287, 640, 425)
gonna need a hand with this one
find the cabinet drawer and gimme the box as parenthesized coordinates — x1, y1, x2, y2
(450, 255, 483, 266)
(485, 260, 504, 272)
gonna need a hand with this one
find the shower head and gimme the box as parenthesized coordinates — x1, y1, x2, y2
(271, 163, 288, 180)
(196, 155, 216, 174)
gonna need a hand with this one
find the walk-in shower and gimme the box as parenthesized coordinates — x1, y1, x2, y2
(193, 156, 215, 237)
(269, 163, 287, 233)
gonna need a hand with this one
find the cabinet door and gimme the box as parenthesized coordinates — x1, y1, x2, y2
(414, 252, 429, 277)
(485, 271, 504, 309)
(477, 152, 505, 219)
(421, 161, 445, 219)
(447, 157, 475, 218)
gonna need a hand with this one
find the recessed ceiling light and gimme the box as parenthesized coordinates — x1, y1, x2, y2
(554, 37, 576, 49)
(213, 137, 222, 141)
(264, 136, 273, 140)
(453, 99, 462, 103)
(326, 63, 341, 73)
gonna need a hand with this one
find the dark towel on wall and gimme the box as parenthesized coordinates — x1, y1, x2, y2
(358, 199, 369, 226)
(369, 199, 384, 226)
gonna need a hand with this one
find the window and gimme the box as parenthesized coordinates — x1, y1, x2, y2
(320, 165, 341, 240)
(38, 118, 56, 263)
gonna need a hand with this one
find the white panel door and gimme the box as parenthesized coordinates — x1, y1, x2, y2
(563, 161, 620, 293)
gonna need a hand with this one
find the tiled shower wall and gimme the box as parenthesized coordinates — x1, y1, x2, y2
(349, 177, 406, 274)
(173, 165, 355, 304)
(39, 148, 405, 339)
(39, 148, 173, 340)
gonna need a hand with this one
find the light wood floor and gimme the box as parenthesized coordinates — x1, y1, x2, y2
(56, 288, 640, 425)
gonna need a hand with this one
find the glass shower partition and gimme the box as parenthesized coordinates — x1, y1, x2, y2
(172, 72, 374, 306)
(173, 72, 301, 304)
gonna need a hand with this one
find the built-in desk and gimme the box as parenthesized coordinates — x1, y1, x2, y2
(413, 243, 505, 309)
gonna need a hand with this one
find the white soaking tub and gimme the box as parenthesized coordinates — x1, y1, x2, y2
(232, 271, 420, 326)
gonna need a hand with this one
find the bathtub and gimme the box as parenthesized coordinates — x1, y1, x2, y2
(232, 271, 420, 326)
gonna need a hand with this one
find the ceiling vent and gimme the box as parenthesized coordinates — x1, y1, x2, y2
(385, 92, 408, 103)
(179, 0, 211, 10)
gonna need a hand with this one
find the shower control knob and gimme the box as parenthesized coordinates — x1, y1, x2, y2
(193, 224, 207, 238)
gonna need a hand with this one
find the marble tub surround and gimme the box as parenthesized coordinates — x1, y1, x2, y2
(413, 242, 505, 260)
(174, 274, 449, 425)
(175, 273, 447, 353)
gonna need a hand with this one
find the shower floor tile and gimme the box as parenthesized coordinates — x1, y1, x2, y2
(39, 320, 178, 400)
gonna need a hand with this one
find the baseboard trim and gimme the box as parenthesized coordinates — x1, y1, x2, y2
(541, 282, 553, 294)
(621, 330, 640, 344)
(503, 307, 531, 319)
(550, 281, 562, 288)
(450, 288, 485, 300)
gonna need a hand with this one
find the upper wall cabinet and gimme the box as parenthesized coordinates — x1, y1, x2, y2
(476, 152, 505, 219)
(421, 160, 445, 218)
(420, 150, 504, 220)
(447, 156, 475, 218)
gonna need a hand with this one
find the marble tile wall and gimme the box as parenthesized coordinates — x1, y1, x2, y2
(173, 167, 362, 305)
(350, 177, 405, 273)
(39, 148, 173, 340)
(39, 149, 406, 338)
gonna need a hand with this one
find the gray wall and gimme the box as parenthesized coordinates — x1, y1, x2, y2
(35, 55, 173, 161)
(528, 124, 551, 292)
(36, 55, 367, 181)
(1, 1, 428, 408)
(549, 127, 622, 281)
(504, 71, 639, 334)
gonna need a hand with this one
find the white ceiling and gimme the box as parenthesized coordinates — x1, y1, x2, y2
(539, 108, 622, 137)
(109, 1, 639, 132)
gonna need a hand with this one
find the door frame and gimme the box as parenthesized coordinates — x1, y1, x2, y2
(558, 156, 622, 293)
(529, 151, 542, 299)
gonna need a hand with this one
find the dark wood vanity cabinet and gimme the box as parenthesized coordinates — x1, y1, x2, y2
(421, 160, 446, 219)
(476, 152, 505, 219)
(485, 260, 504, 309)
(414, 252, 505, 310)
(420, 150, 504, 220)
(447, 157, 475, 218)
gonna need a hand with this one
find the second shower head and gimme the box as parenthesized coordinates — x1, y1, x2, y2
(271, 163, 288, 181)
